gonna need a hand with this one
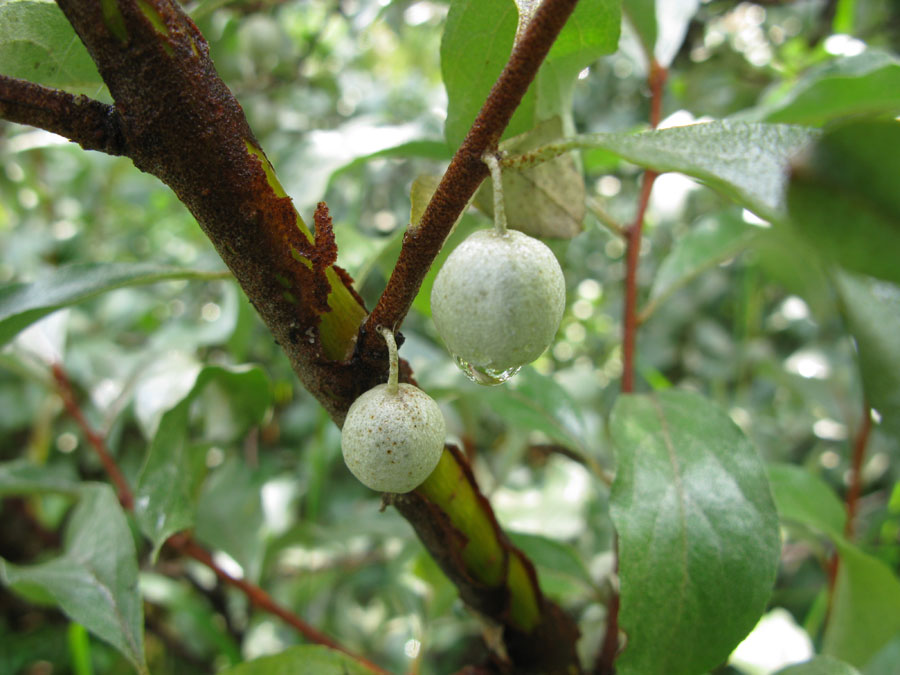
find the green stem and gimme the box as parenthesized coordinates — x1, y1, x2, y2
(484, 151, 508, 235)
(377, 326, 399, 395)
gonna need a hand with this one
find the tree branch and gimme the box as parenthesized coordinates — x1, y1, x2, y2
(167, 534, 391, 675)
(52, 363, 134, 510)
(49, 360, 388, 674)
(361, 0, 582, 355)
(0, 76, 126, 155)
(596, 58, 668, 675)
(19, 0, 585, 669)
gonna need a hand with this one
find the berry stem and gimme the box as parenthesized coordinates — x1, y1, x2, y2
(483, 152, 508, 235)
(378, 326, 400, 395)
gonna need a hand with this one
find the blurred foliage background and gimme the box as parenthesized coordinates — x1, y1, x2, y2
(1, 0, 899, 673)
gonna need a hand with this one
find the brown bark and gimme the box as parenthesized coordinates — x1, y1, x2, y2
(3, 0, 584, 670)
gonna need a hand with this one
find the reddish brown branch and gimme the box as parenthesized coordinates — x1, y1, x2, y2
(49, 361, 384, 673)
(52, 363, 134, 510)
(167, 534, 390, 675)
(844, 400, 872, 539)
(620, 61, 667, 394)
(361, 0, 581, 356)
(0, 76, 126, 155)
(648, 60, 667, 130)
(620, 170, 657, 395)
(826, 400, 873, 605)
(593, 586, 619, 675)
(596, 58, 669, 675)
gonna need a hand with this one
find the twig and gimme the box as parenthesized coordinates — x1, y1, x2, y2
(167, 534, 391, 675)
(826, 400, 873, 606)
(52, 363, 134, 510)
(361, 0, 581, 352)
(844, 401, 872, 539)
(0, 76, 126, 155)
(621, 170, 658, 395)
(595, 58, 668, 675)
(49, 361, 388, 674)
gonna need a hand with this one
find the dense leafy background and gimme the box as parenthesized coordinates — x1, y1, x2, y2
(1, 0, 899, 673)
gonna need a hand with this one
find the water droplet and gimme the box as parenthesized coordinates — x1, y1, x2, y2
(452, 353, 520, 386)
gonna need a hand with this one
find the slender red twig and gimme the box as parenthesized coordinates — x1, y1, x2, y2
(361, 0, 581, 353)
(167, 534, 391, 675)
(648, 60, 667, 130)
(826, 401, 873, 601)
(844, 401, 872, 539)
(49, 362, 387, 674)
(596, 57, 669, 675)
(621, 170, 658, 395)
(52, 363, 134, 510)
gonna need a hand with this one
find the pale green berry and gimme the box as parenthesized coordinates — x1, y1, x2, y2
(341, 383, 445, 493)
(431, 228, 565, 373)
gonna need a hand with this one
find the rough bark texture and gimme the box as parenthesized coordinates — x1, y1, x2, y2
(5, 0, 584, 671)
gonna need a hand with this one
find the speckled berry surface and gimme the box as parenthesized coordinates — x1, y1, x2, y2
(430, 228, 566, 372)
(341, 383, 446, 493)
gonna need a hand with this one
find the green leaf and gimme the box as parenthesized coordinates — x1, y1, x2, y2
(767, 463, 846, 539)
(834, 273, 900, 440)
(476, 366, 588, 455)
(864, 636, 900, 675)
(442, 0, 521, 148)
(441, 0, 619, 148)
(218, 644, 377, 675)
(134, 365, 271, 559)
(410, 174, 443, 229)
(0, 262, 228, 348)
(507, 531, 593, 587)
(763, 52, 900, 126)
(0, 0, 103, 92)
(623, 0, 700, 68)
(774, 656, 861, 675)
(787, 121, 900, 286)
(824, 539, 900, 668)
(194, 456, 265, 582)
(326, 139, 452, 192)
(609, 390, 780, 675)
(649, 210, 759, 303)
(477, 117, 585, 238)
(534, 0, 620, 121)
(0, 459, 80, 497)
(0, 484, 147, 674)
(623, 0, 657, 60)
(589, 121, 819, 222)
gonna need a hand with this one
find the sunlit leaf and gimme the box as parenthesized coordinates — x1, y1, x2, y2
(134, 365, 271, 559)
(609, 390, 780, 675)
(588, 121, 818, 222)
(763, 52, 900, 126)
(0, 484, 147, 673)
(442, 0, 619, 148)
(0, 262, 228, 347)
